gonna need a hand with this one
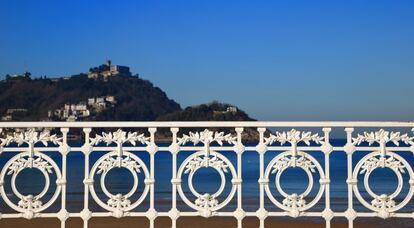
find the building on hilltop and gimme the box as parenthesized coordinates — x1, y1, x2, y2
(5, 71, 31, 82)
(88, 60, 131, 79)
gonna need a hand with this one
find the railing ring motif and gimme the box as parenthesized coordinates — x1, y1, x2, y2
(264, 150, 325, 217)
(0, 151, 62, 219)
(176, 150, 237, 218)
(88, 151, 150, 218)
(352, 151, 414, 218)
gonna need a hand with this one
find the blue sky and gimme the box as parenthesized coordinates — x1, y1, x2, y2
(0, 0, 413, 121)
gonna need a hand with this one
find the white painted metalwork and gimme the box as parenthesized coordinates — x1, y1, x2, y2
(0, 121, 413, 228)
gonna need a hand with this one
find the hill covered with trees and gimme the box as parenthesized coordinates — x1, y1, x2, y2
(157, 102, 260, 140)
(157, 101, 255, 121)
(0, 74, 181, 121)
(0, 72, 256, 123)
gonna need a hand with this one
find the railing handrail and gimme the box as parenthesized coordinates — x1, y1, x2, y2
(1, 121, 414, 128)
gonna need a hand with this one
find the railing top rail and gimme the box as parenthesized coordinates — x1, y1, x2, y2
(0, 121, 413, 128)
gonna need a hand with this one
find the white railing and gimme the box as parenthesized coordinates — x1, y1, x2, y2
(0, 121, 414, 228)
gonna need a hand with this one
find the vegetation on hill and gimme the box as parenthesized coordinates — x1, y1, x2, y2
(0, 74, 181, 121)
(157, 101, 255, 121)
(157, 102, 259, 141)
(0, 70, 257, 132)
(0, 72, 260, 140)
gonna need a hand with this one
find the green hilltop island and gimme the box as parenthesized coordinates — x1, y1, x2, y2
(0, 60, 255, 125)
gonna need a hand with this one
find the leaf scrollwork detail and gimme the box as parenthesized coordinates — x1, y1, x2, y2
(7, 155, 53, 175)
(184, 154, 229, 174)
(0, 128, 62, 147)
(265, 129, 324, 146)
(97, 155, 142, 175)
(177, 129, 237, 146)
(271, 154, 316, 174)
(90, 129, 150, 146)
(360, 155, 406, 175)
(352, 129, 414, 146)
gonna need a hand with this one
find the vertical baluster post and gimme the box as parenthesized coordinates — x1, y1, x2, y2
(344, 128, 357, 228)
(234, 127, 245, 228)
(146, 128, 158, 228)
(81, 128, 92, 228)
(169, 127, 180, 228)
(256, 128, 268, 228)
(57, 128, 70, 228)
(321, 128, 334, 228)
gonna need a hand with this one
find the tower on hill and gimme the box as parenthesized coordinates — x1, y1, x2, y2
(88, 60, 132, 79)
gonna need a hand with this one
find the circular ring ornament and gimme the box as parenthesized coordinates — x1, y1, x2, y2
(264, 151, 325, 217)
(352, 151, 414, 217)
(0, 151, 62, 218)
(89, 151, 150, 217)
(177, 151, 237, 217)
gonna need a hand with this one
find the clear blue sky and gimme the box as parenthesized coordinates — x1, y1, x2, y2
(1, 0, 413, 121)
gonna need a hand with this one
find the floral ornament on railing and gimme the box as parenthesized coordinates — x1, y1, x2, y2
(282, 193, 306, 216)
(352, 129, 414, 146)
(264, 129, 324, 146)
(0, 128, 62, 148)
(271, 154, 316, 174)
(90, 129, 150, 146)
(195, 193, 219, 210)
(97, 155, 142, 174)
(7, 155, 53, 175)
(184, 154, 229, 174)
(177, 129, 237, 146)
(107, 194, 132, 211)
(360, 155, 406, 174)
(371, 194, 396, 211)
(18, 195, 43, 211)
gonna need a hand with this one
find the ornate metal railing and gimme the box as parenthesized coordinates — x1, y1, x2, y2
(0, 121, 414, 228)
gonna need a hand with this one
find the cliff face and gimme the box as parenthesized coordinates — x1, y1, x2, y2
(0, 74, 181, 121)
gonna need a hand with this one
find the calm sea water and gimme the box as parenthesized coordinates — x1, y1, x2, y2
(1, 139, 414, 214)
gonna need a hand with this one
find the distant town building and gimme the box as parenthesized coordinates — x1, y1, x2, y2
(96, 97, 104, 103)
(6, 108, 28, 114)
(226, 106, 238, 113)
(88, 60, 131, 79)
(88, 98, 96, 105)
(105, 96, 115, 103)
(66, 115, 77, 122)
(1, 108, 28, 121)
(1, 115, 12, 121)
(48, 95, 116, 121)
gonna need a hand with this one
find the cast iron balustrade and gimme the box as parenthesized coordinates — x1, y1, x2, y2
(0, 121, 414, 228)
